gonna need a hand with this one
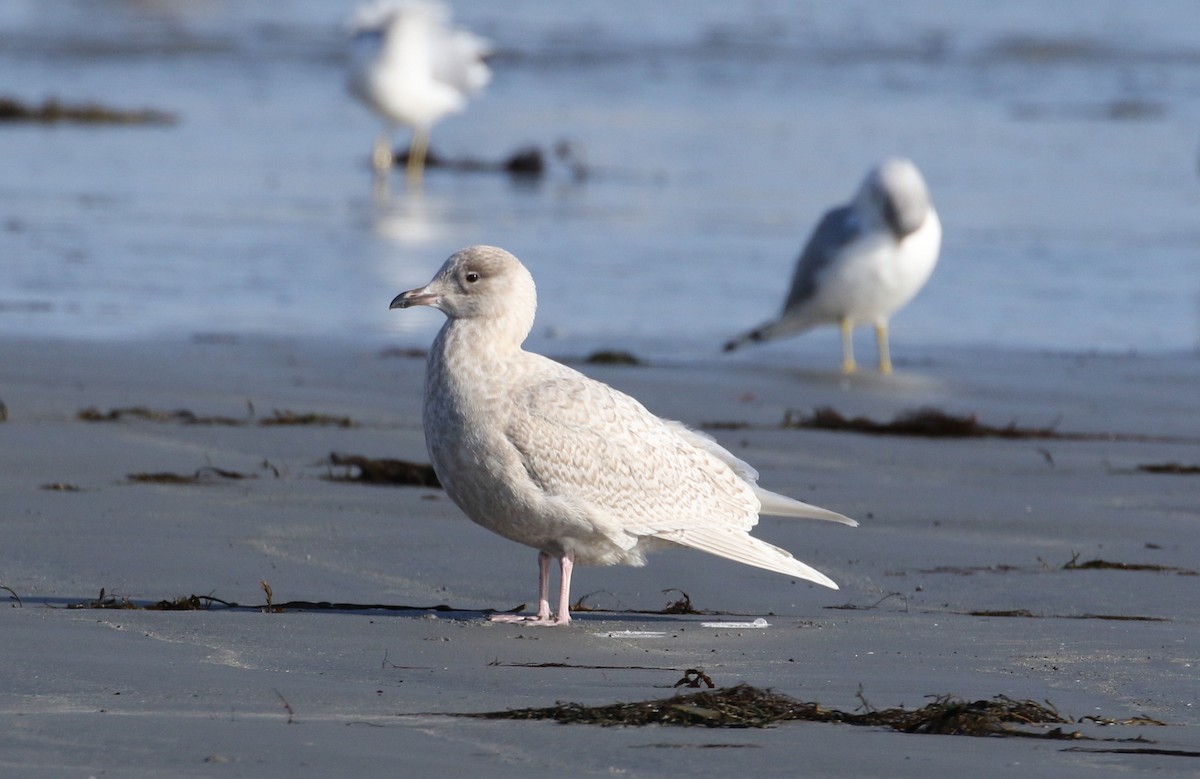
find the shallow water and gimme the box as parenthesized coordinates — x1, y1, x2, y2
(2, 0, 1199, 360)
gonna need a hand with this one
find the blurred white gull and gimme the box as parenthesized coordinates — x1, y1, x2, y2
(391, 245, 856, 626)
(725, 158, 941, 374)
(347, 1, 491, 186)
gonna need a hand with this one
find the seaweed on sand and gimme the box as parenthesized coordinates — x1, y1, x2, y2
(782, 407, 1064, 439)
(78, 405, 355, 427)
(127, 467, 256, 484)
(462, 684, 1086, 738)
(325, 453, 441, 488)
(0, 96, 176, 125)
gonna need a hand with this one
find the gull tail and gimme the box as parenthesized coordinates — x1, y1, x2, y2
(756, 486, 858, 526)
(723, 317, 809, 352)
(666, 420, 857, 528)
(660, 527, 840, 589)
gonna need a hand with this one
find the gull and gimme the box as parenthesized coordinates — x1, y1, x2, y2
(391, 245, 856, 626)
(724, 158, 941, 374)
(347, 1, 491, 187)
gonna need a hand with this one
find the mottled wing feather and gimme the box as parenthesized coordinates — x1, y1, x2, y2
(505, 363, 761, 539)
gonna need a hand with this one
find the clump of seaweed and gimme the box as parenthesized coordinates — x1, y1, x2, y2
(961, 609, 1169, 622)
(68, 588, 139, 610)
(78, 405, 241, 424)
(325, 453, 441, 488)
(463, 684, 1084, 738)
(571, 589, 710, 616)
(584, 350, 644, 366)
(40, 482, 82, 492)
(783, 407, 1063, 439)
(61, 585, 520, 616)
(258, 410, 357, 428)
(127, 466, 256, 485)
(394, 141, 587, 180)
(1136, 462, 1200, 475)
(77, 405, 356, 427)
(776, 406, 1194, 444)
(1062, 552, 1196, 575)
(0, 96, 176, 125)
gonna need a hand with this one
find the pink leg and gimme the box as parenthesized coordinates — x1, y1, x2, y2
(534, 550, 553, 620)
(489, 550, 573, 626)
(554, 552, 574, 625)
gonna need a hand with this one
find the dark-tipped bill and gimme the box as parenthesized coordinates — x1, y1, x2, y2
(390, 288, 437, 309)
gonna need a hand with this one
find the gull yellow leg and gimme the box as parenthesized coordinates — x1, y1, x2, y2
(840, 317, 857, 374)
(406, 127, 429, 188)
(372, 133, 393, 173)
(875, 320, 892, 375)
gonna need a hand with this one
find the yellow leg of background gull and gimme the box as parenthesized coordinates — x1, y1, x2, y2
(875, 320, 893, 375)
(372, 133, 393, 173)
(840, 317, 857, 374)
(406, 127, 429, 189)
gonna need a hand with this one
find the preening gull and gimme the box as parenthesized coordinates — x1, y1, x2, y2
(347, 1, 491, 186)
(391, 245, 857, 626)
(724, 158, 941, 374)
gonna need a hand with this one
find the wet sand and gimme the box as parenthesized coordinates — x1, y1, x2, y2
(1, 335, 1198, 777)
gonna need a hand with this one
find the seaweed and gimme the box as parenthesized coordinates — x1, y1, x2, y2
(127, 466, 256, 484)
(325, 453, 441, 488)
(917, 564, 1023, 575)
(77, 405, 355, 427)
(584, 350, 644, 366)
(1136, 462, 1200, 475)
(2, 585, 22, 607)
(783, 406, 1064, 439)
(1063, 552, 1196, 575)
(962, 609, 1169, 622)
(764, 406, 1194, 443)
(917, 554, 1196, 577)
(571, 589, 709, 616)
(379, 346, 428, 359)
(40, 482, 82, 492)
(61, 586, 521, 615)
(1062, 747, 1197, 757)
(673, 669, 715, 689)
(824, 592, 908, 612)
(78, 405, 246, 425)
(0, 96, 176, 125)
(68, 588, 139, 610)
(397, 144, 546, 178)
(258, 409, 356, 428)
(461, 684, 1090, 738)
(488, 661, 677, 671)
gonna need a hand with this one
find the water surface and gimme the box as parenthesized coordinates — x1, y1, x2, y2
(2, 1, 1199, 361)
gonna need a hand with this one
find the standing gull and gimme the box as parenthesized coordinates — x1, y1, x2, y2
(391, 245, 856, 626)
(347, 1, 491, 187)
(724, 158, 941, 374)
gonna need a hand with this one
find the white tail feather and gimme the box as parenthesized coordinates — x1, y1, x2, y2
(660, 527, 839, 589)
(755, 487, 858, 526)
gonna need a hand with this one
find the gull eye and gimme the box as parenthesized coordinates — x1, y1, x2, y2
(464, 271, 480, 284)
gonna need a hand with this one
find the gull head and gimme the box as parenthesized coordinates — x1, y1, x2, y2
(857, 157, 933, 239)
(390, 245, 538, 338)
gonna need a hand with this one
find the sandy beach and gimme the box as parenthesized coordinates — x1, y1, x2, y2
(1, 335, 1197, 777)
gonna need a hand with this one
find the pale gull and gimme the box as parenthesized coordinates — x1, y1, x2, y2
(347, 1, 491, 187)
(391, 245, 857, 626)
(724, 157, 941, 374)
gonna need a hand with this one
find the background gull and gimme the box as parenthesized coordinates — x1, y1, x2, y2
(391, 245, 856, 626)
(724, 158, 942, 374)
(346, 0, 491, 187)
